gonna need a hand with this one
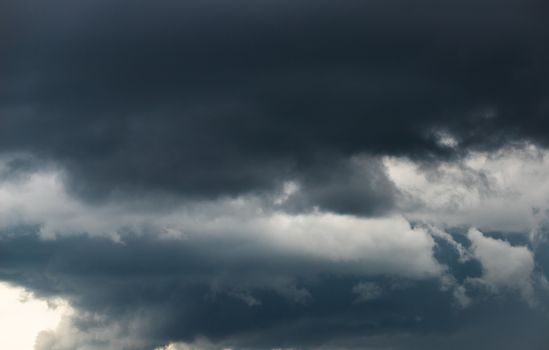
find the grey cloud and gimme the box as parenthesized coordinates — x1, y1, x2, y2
(0, 227, 547, 349)
(352, 281, 383, 303)
(0, 154, 44, 182)
(1, 0, 549, 211)
(281, 156, 397, 216)
(2, 1, 549, 349)
(0, 228, 446, 349)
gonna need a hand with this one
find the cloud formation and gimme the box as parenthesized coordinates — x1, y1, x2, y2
(2, 0, 549, 206)
(0, 226, 548, 350)
(2, 0, 549, 349)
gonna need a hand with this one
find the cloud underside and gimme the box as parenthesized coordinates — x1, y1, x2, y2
(3, 149, 549, 349)
(2, 0, 549, 349)
(3, 0, 549, 205)
(1, 225, 548, 350)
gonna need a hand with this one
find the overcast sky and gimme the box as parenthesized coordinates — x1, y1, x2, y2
(2, 0, 549, 349)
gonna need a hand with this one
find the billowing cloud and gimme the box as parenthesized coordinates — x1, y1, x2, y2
(0, 282, 68, 350)
(0, 227, 547, 350)
(2, 0, 549, 349)
(386, 146, 549, 233)
(467, 228, 535, 301)
(2, 0, 549, 205)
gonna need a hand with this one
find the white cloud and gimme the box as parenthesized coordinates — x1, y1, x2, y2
(0, 162, 442, 279)
(467, 228, 535, 301)
(35, 312, 151, 350)
(0, 282, 68, 350)
(385, 145, 549, 233)
(259, 213, 441, 277)
(5, 145, 549, 347)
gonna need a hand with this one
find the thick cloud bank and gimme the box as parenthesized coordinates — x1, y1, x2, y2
(3, 0, 549, 204)
(2, 148, 549, 349)
(2, 0, 549, 349)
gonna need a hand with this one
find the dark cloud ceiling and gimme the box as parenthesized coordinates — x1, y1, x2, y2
(2, 0, 549, 206)
(2, 1, 549, 349)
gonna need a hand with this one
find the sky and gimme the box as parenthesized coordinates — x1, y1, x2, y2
(2, 0, 549, 349)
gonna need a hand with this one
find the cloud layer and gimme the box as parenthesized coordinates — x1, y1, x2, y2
(2, 0, 549, 349)
(3, 0, 549, 205)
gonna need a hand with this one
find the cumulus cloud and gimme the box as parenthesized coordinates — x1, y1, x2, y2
(2, 143, 549, 349)
(0, 282, 68, 350)
(467, 228, 535, 301)
(386, 146, 549, 233)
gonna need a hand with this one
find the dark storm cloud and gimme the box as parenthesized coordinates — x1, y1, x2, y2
(1, 227, 548, 350)
(1, 0, 549, 209)
(282, 156, 397, 216)
(3, 2, 549, 348)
